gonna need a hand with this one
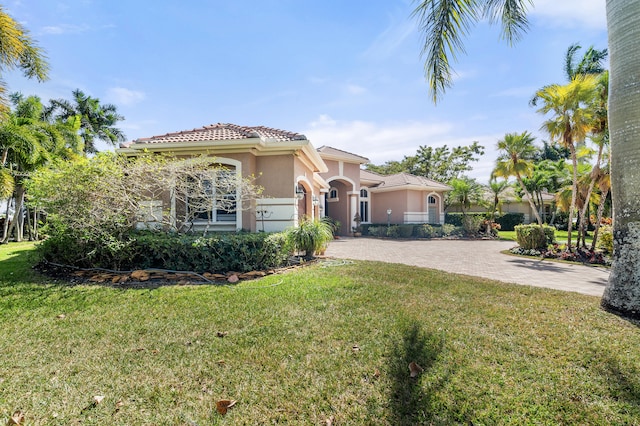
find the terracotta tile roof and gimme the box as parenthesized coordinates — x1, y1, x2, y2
(122, 123, 307, 147)
(360, 169, 386, 184)
(376, 172, 451, 190)
(317, 145, 370, 163)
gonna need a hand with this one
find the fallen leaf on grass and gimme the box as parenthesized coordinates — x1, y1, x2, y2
(216, 399, 237, 415)
(325, 415, 335, 425)
(409, 361, 423, 378)
(56, 314, 66, 319)
(216, 331, 228, 338)
(7, 411, 24, 425)
(352, 344, 360, 352)
(93, 395, 105, 404)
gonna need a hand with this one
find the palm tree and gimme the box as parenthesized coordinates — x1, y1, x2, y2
(448, 177, 483, 217)
(1, 95, 78, 242)
(533, 76, 597, 249)
(493, 131, 543, 225)
(45, 89, 126, 154)
(412, 0, 640, 319)
(564, 43, 608, 81)
(0, 7, 49, 112)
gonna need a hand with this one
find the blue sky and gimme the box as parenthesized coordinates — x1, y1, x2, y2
(6, 0, 607, 183)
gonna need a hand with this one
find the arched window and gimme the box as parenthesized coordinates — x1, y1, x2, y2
(359, 187, 370, 223)
(428, 195, 437, 205)
(329, 188, 338, 199)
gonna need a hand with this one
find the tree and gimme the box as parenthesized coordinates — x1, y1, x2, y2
(447, 176, 483, 216)
(45, 89, 126, 153)
(493, 131, 542, 225)
(0, 95, 79, 242)
(564, 43, 608, 81)
(366, 141, 484, 183)
(412, 0, 640, 319)
(534, 75, 597, 249)
(0, 6, 49, 113)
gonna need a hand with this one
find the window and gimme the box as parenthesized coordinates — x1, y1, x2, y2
(186, 169, 237, 223)
(428, 195, 437, 204)
(329, 188, 338, 199)
(359, 187, 370, 223)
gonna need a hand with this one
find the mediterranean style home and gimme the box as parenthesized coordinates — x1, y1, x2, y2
(118, 123, 451, 235)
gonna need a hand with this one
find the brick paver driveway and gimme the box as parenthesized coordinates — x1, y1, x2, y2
(325, 238, 609, 297)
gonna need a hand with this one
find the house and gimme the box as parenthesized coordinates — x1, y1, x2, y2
(447, 185, 556, 224)
(118, 123, 450, 235)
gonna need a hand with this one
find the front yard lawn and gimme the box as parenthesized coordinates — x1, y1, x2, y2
(1, 242, 638, 424)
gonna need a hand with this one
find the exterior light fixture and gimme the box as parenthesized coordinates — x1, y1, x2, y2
(387, 209, 392, 227)
(295, 185, 305, 200)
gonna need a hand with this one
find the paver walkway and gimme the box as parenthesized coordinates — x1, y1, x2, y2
(325, 238, 609, 297)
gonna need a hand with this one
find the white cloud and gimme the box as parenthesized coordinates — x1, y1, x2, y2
(106, 87, 146, 106)
(530, 0, 606, 30)
(361, 19, 415, 60)
(304, 115, 505, 184)
(40, 24, 90, 35)
(346, 84, 367, 95)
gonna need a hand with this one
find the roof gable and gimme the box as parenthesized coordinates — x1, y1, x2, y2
(317, 145, 369, 164)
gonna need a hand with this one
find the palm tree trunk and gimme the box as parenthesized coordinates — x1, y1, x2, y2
(566, 144, 579, 251)
(579, 145, 605, 249)
(3, 185, 25, 243)
(516, 174, 543, 225)
(591, 187, 609, 251)
(602, 0, 640, 319)
(1, 198, 10, 242)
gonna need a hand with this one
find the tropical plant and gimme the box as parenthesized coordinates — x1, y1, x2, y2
(410, 0, 640, 318)
(493, 131, 543, 225)
(1, 95, 80, 242)
(44, 89, 126, 153)
(0, 7, 49, 112)
(534, 75, 598, 248)
(286, 216, 333, 260)
(446, 176, 483, 217)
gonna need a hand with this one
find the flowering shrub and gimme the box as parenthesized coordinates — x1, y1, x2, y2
(597, 225, 613, 253)
(510, 244, 611, 266)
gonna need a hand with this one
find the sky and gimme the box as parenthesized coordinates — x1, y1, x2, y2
(5, 0, 608, 184)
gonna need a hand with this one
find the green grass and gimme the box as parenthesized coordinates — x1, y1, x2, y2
(499, 229, 594, 245)
(1, 243, 639, 425)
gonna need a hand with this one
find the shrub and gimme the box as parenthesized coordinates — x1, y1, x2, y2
(386, 225, 400, 238)
(37, 230, 291, 273)
(397, 224, 414, 238)
(596, 225, 613, 253)
(286, 218, 334, 259)
(461, 215, 484, 237)
(416, 224, 435, 238)
(445, 212, 487, 227)
(515, 224, 555, 250)
(441, 223, 461, 237)
(494, 213, 525, 231)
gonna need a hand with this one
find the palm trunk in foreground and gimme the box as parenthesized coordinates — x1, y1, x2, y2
(601, 0, 640, 319)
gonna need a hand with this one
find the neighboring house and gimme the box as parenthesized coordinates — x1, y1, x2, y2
(118, 123, 451, 235)
(447, 185, 555, 224)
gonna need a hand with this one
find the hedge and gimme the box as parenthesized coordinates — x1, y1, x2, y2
(494, 213, 525, 231)
(37, 230, 291, 273)
(514, 224, 556, 250)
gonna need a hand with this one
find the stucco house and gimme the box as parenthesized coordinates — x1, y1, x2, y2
(119, 123, 450, 235)
(447, 185, 556, 224)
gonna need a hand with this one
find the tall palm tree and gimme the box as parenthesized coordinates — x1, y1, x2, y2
(412, 0, 640, 318)
(45, 89, 126, 154)
(0, 6, 49, 112)
(493, 131, 543, 225)
(564, 43, 608, 81)
(447, 176, 483, 217)
(533, 75, 597, 249)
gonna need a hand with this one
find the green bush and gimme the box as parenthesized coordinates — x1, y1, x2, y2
(461, 215, 484, 236)
(442, 223, 461, 237)
(37, 230, 291, 273)
(514, 224, 555, 250)
(494, 213, 525, 231)
(286, 218, 334, 259)
(415, 224, 435, 238)
(386, 225, 400, 238)
(397, 224, 414, 238)
(596, 225, 613, 253)
(445, 212, 487, 227)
